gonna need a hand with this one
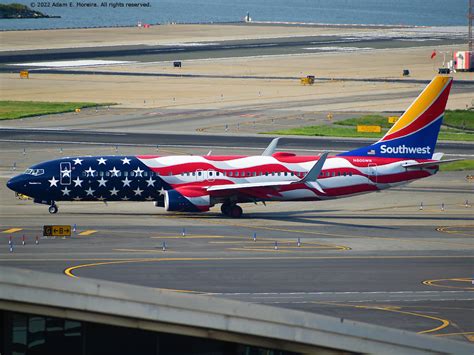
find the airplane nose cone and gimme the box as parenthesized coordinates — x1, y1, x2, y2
(6, 175, 23, 192)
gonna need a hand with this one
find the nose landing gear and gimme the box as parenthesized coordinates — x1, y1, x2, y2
(48, 203, 58, 214)
(221, 203, 243, 218)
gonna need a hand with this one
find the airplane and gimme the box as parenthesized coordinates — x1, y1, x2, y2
(7, 75, 459, 218)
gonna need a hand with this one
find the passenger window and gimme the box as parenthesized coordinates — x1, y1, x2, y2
(131, 172, 135, 177)
(265, 172, 269, 176)
(124, 171, 128, 177)
(332, 172, 335, 177)
(343, 172, 347, 177)
(284, 172, 287, 176)
(325, 172, 330, 177)
(277, 172, 281, 176)
(209, 172, 213, 176)
(349, 172, 353, 176)
(291, 172, 294, 176)
(216, 172, 220, 176)
(252, 172, 256, 177)
(337, 172, 341, 176)
(168, 172, 172, 176)
(198, 172, 202, 176)
(144, 171, 148, 177)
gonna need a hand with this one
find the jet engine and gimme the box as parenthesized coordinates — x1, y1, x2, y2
(163, 188, 210, 212)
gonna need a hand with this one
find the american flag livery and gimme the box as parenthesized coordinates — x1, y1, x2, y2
(6, 76, 457, 217)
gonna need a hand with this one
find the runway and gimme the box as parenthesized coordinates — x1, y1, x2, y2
(0, 127, 472, 158)
(0, 33, 465, 69)
(0, 140, 473, 343)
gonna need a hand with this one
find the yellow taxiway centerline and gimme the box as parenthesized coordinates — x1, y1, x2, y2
(2, 228, 23, 234)
(78, 230, 97, 236)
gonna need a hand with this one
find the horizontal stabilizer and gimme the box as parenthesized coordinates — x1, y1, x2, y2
(402, 159, 463, 169)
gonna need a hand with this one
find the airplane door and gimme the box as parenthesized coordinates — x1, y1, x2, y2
(367, 163, 377, 184)
(60, 162, 71, 185)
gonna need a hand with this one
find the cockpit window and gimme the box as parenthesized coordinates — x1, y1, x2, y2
(24, 169, 44, 176)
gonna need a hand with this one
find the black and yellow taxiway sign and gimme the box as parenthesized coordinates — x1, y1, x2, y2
(43, 225, 71, 237)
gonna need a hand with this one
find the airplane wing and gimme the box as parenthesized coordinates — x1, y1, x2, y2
(402, 159, 463, 169)
(207, 152, 329, 196)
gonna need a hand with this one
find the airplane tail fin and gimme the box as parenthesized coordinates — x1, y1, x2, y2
(338, 76, 453, 159)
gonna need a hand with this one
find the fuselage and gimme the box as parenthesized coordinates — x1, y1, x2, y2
(7, 153, 436, 208)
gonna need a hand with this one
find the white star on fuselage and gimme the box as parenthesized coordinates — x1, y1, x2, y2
(97, 177, 108, 187)
(48, 176, 59, 187)
(159, 187, 166, 195)
(73, 196, 82, 201)
(121, 177, 132, 187)
(73, 177, 83, 187)
(61, 169, 71, 178)
(146, 176, 156, 187)
(145, 196, 154, 201)
(109, 187, 119, 196)
(133, 187, 143, 196)
(61, 187, 71, 196)
(85, 187, 95, 196)
(97, 196, 106, 201)
(121, 196, 130, 201)
(121, 157, 131, 165)
(85, 167, 96, 176)
(97, 157, 107, 165)
(133, 167, 144, 177)
(109, 167, 120, 177)
(73, 158, 83, 165)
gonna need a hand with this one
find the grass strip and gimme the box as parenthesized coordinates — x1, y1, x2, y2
(440, 160, 474, 172)
(0, 101, 113, 120)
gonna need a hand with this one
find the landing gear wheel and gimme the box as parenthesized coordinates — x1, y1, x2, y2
(48, 205, 58, 214)
(221, 203, 231, 216)
(229, 205, 243, 218)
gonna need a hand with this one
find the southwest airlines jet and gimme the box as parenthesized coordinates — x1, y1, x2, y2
(7, 76, 458, 218)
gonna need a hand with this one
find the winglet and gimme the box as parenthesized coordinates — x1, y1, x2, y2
(301, 152, 329, 182)
(262, 138, 280, 156)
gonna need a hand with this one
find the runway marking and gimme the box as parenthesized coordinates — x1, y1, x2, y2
(435, 331, 474, 342)
(423, 277, 474, 290)
(312, 301, 450, 335)
(2, 228, 23, 234)
(150, 235, 226, 239)
(228, 246, 339, 252)
(114, 249, 175, 253)
(63, 255, 474, 279)
(202, 220, 474, 248)
(436, 225, 474, 237)
(78, 230, 97, 236)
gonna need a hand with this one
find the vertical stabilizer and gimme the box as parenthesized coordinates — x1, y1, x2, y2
(339, 76, 453, 159)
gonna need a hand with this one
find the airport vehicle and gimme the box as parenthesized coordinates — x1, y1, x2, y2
(7, 76, 458, 217)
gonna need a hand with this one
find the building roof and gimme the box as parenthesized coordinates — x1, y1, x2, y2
(0, 266, 471, 354)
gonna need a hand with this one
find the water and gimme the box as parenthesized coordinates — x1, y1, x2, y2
(0, 0, 469, 30)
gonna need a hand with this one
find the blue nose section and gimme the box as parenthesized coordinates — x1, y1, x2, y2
(6, 175, 25, 193)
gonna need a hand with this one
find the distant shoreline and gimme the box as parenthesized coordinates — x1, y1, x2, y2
(0, 20, 434, 32)
(0, 3, 60, 19)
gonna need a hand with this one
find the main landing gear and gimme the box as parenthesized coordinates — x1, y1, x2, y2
(221, 203, 243, 218)
(48, 203, 58, 214)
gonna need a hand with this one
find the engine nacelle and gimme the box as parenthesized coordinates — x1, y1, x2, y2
(164, 188, 210, 212)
